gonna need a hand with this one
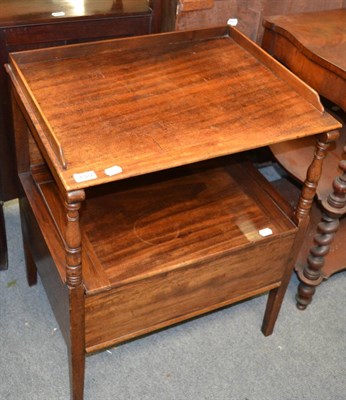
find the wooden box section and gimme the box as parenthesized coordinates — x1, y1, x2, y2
(24, 157, 297, 352)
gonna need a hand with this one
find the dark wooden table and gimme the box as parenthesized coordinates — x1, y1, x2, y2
(7, 26, 340, 399)
(262, 9, 346, 309)
(0, 0, 162, 270)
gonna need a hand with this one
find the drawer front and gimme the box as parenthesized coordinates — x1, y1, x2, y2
(85, 234, 295, 352)
(4, 15, 151, 48)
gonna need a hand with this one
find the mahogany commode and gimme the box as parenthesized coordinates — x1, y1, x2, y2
(6, 27, 340, 399)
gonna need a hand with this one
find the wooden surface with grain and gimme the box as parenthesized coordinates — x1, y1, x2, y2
(21, 155, 299, 352)
(262, 8, 346, 310)
(0, 0, 156, 201)
(172, 0, 345, 42)
(0, 0, 162, 272)
(262, 9, 346, 110)
(8, 26, 342, 399)
(34, 159, 297, 293)
(8, 27, 339, 192)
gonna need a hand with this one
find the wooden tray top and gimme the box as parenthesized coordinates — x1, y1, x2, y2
(7, 26, 340, 191)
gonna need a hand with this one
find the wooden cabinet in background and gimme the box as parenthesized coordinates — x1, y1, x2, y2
(163, 0, 346, 43)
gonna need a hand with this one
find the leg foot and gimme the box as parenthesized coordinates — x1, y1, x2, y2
(296, 283, 315, 310)
(68, 286, 85, 400)
(297, 146, 346, 310)
(296, 214, 339, 310)
(262, 281, 292, 336)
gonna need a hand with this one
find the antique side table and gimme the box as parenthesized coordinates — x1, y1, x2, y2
(6, 27, 340, 399)
(262, 9, 346, 309)
(0, 0, 162, 270)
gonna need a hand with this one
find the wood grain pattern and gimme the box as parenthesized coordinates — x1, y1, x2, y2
(263, 10, 346, 75)
(22, 154, 298, 354)
(83, 161, 296, 284)
(173, 0, 345, 42)
(179, 0, 214, 12)
(20, 151, 299, 354)
(0, 0, 160, 211)
(32, 158, 296, 293)
(8, 26, 341, 399)
(262, 10, 346, 110)
(230, 27, 324, 112)
(85, 236, 291, 352)
(262, 10, 346, 310)
(7, 27, 339, 192)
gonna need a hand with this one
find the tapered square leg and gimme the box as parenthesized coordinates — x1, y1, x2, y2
(68, 286, 85, 400)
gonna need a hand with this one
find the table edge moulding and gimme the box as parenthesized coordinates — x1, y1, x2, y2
(6, 26, 341, 400)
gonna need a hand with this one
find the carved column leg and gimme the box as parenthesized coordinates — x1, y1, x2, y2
(296, 146, 346, 310)
(65, 190, 86, 400)
(262, 131, 339, 336)
(0, 201, 8, 270)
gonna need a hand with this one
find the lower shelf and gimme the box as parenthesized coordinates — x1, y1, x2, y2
(20, 156, 298, 352)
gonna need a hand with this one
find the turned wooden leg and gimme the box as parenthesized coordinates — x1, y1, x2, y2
(262, 131, 339, 335)
(65, 191, 86, 400)
(0, 201, 8, 270)
(296, 146, 346, 310)
(296, 214, 339, 309)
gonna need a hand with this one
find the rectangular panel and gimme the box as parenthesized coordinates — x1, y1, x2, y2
(85, 235, 294, 352)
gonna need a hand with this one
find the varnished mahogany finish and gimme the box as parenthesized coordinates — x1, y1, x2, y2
(296, 146, 346, 309)
(0, 0, 155, 199)
(169, 0, 345, 43)
(7, 27, 338, 192)
(7, 27, 340, 399)
(262, 9, 346, 110)
(262, 9, 346, 309)
(0, 0, 161, 270)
